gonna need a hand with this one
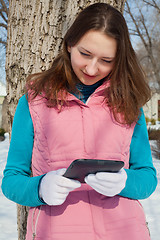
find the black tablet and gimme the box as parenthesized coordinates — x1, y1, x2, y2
(63, 159, 124, 183)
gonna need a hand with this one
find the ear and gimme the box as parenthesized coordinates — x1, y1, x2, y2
(67, 46, 71, 53)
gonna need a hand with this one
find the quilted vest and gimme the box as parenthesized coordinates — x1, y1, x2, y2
(26, 82, 150, 240)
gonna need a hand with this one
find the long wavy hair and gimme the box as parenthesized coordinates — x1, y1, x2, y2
(26, 3, 151, 125)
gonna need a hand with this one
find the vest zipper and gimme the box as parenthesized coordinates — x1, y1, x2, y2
(85, 87, 106, 105)
(32, 233, 36, 240)
(32, 206, 42, 239)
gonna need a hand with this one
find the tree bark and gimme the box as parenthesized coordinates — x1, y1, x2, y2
(6, 0, 126, 239)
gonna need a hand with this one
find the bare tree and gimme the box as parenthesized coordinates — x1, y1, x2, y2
(6, 1, 126, 239)
(0, 0, 8, 85)
(142, 0, 160, 13)
(125, 0, 160, 89)
(0, 0, 8, 47)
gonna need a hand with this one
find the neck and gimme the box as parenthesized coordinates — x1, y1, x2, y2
(74, 78, 105, 103)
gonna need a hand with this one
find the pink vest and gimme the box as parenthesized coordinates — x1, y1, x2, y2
(26, 83, 150, 240)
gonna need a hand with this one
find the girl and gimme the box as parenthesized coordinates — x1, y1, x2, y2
(2, 3, 157, 240)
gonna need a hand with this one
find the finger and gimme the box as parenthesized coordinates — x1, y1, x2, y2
(56, 168, 67, 176)
(57, 175, 81, 189)
(85, 174, 111, 186)
(55, 185, 79, 194)
(54, 185, 71, 194)
(85, 174, 99, 186)
(85, 174, 115, 189)
(85, 179, 112, 194)
(85, 174, 96, 182)
(54, 191, 69, 200)
(85, 180, 120, 197)
(95, 170, 126, 183)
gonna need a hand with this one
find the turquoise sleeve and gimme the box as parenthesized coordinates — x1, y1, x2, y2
(1, 95, 46, 207)
(120, 109, 157, 199)
(1, 96, 157, 206)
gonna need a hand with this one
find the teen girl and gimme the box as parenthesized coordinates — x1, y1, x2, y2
(2, 3, 157, 240)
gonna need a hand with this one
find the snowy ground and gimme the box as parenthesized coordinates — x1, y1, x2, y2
(0, 133, 160, 240)
(0, 134, 18, 240)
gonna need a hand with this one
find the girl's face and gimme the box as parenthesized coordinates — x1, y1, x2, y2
(68, 30, 117, 85)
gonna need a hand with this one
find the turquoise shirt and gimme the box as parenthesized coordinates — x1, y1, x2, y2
(1, 83, 157, 207)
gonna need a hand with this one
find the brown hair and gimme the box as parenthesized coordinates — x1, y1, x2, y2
(26, 3, 151, 125)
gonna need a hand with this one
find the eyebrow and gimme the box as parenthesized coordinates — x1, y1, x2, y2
(80, 47, 115, 60)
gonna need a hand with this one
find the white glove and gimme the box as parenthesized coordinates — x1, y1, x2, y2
(85, 169, 127, 197)
(39, 168, 81, 206)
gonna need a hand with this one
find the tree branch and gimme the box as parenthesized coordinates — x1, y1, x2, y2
(125, 2, 148, 49)
(142, 0, 160, 13)
(0, 0, 8, 17)
(0, 22, 7, 29)
(128, 28, 141, 36)
(0, 38, 7, 46)
(0, 7, 8, 23)
(138, 8, 152, 49)
(126, 1, 160, 82)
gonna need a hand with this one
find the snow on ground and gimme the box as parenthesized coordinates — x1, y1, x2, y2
(140, 159, 160, 240)
(0, 82, 6, 96)
(0, 133, 18, 240)
(140, 141, 160, 240)
(0, 134, 160, 239)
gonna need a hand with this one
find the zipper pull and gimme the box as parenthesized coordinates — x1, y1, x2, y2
(32, 232, 36, 240)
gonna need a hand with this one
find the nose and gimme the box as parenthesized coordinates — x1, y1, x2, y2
(85, 59, 98, 76)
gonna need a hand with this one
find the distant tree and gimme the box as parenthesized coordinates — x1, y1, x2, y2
(142, 0, 160, 13)
(0, 0, 8, 47)
(125, 0, 160, 89)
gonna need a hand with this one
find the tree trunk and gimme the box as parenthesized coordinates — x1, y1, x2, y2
(6, 0, 126, 239)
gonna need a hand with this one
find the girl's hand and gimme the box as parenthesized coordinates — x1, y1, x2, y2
(39, 168, 81, 206)
(85, 168, 127, 197)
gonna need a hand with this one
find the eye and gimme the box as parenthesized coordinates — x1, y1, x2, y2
(79, 51, 90, 57)
(102, 59, 112, 64)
